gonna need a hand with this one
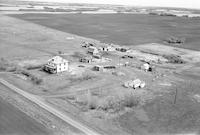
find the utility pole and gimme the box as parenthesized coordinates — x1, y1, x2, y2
(118, 56, 121, 68)
(174, 87, 178, 104)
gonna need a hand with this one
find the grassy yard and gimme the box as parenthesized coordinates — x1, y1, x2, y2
(116, 81, 200, 135)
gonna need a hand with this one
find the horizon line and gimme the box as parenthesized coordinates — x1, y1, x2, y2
(18, 0, 200, 10)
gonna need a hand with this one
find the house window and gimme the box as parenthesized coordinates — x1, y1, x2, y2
(60, 64, 61, 66)
(59, 68, 61, 71)
(64, 62, 66, 65)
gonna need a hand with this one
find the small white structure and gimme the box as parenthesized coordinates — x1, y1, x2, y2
(123, 79, 145, 89)
(124, 80, 132, 88)
(101, 46, 116, 52)
(66, 37, 74, 40)
(139, 82, 146, 88)
(132, 79, 142, 89)
(141, 63, 150, 72)
(88, 46, 99, 55)
(44, 56, 69, 74)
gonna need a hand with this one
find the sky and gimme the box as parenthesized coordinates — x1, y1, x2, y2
(22, 0, 200, 9)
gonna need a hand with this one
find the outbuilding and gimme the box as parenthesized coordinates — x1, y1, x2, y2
(80, 56, 93, 63)
(123, 79, 145, 89)
(93, 65, 104, 71)
(101, 46, 116, 52)
(88, 46, 99, 55)
(141, 63, 150, 72)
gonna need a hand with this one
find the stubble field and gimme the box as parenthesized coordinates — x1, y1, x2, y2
(10, 13, 200, 51)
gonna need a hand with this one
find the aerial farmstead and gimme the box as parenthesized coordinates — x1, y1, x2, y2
(1, 6, 200, 135)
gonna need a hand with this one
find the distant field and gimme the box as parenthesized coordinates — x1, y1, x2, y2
(0, 92, 50, 135)
(10, 13, 200, 50)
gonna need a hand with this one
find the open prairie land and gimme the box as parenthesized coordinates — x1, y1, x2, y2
(9, 13, 200, 50)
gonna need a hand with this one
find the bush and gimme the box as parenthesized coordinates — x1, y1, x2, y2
(31, 76, 43, 85)
(82, 74, 94, 80)
(25, 64, 44, 70)
(149, 12, 158, 15)
(0, 58, 10, 71)
(87, 90, 98, 109)
(97, 93, 140, 113)
(98, 96, 123, 112)
(122, 93, 140, 108)
(160, 13, 176, 17)
(165, 37, 185, 44)
(15, 69, 43, 85)
(163, 54, 186, 64)
(0, 58, 20, 72)
(81, 91, 141, 113)
(88, 97, 98, 110)
(69, 72, 96, 83)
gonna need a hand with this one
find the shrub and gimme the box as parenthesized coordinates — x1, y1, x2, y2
(0, 57, 44, 72)
(70, 72, 96, 83)
(163, 54, 186, 64)
(82, 74, 94, 80)
(0, 58, 9, 71)
(98, 96, 123, 112)
(160, 13, 176, 17)
(122, 93, 140, 108)
(0, 65, 6, 71)
(31, 76, 43, 85)
(87, 90, 98, 110)
(149, 12, 158, 15)
(88, 97, 98, 110)
(83, 91, 141, 112)
(15, 69, 43, 85)
(0, 58, 21, 72)
(25, 64, 44, 70)
(165, 37, 185, 44)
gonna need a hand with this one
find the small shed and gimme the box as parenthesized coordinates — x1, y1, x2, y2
(88, 46, 99, 55)
(80, 56, 92, 63)
(93, 65, 104, 71)
(116, 47, 128, 52)
(81, 41, 94, 48)
(141, 63, 150, 72)
(93, 53, 102, 59)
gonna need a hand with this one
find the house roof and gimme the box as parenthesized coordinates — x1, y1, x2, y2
(48, 56, 68, 65)
(81, 56, 93, 60)
(88, 46, 98, 52)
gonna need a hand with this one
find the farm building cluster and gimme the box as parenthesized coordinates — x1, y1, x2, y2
(41, 41, 174, 91)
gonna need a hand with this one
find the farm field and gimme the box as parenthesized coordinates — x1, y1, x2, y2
(0, 93, 50, 135)
(9, 13, 200, 51)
